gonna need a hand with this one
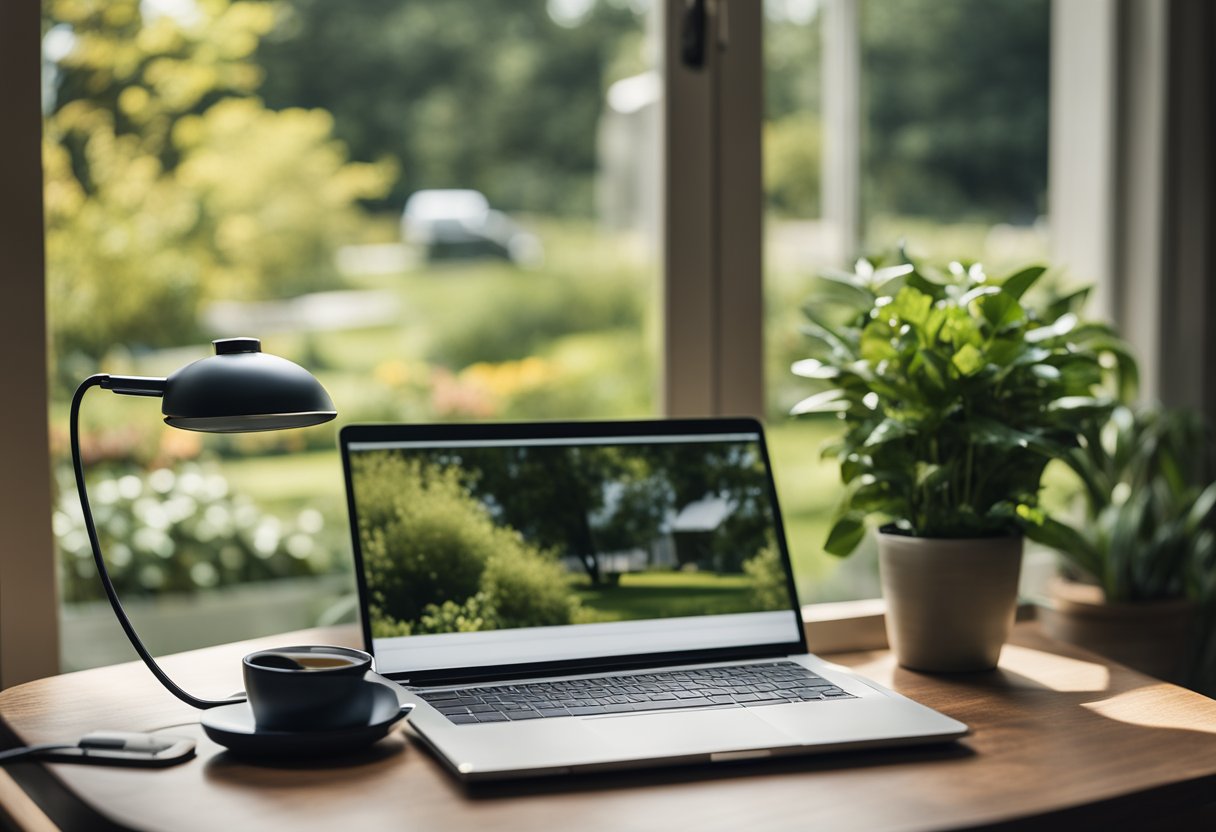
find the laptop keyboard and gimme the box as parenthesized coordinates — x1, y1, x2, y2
(418, 661, 856, 725)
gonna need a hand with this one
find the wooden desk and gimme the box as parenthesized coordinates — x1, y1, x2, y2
(2, 623, 1216, 831)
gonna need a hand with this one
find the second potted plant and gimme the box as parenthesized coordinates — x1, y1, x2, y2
(794, 255, 1128, 671)
(1024, 404, 1216, 682)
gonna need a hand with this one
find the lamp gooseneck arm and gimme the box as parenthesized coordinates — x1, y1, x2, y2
(70, 375, 245, 711)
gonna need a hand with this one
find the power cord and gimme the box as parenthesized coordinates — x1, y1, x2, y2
(0, 744, 76, 764)
(0, 732, 196, 767)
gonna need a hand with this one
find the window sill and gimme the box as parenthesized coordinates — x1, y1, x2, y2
(803, 599, 1039, 656)
(802, 599, 888, 655)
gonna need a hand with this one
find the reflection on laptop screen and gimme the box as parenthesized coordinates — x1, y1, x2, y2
(346, 430, 804, 674)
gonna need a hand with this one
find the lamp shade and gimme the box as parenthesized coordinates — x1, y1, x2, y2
(161, 337, 337, 432)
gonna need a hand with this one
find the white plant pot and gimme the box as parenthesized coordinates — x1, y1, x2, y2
(878, 531, 1023, 672)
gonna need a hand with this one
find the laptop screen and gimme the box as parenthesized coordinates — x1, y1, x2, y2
(341, 420, 805, 678)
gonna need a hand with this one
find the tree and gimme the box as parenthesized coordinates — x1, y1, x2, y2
(861, 0, 1050, 221)
(43, 0, 394, 366)
(451, 444, 665, 585)
(443, 440, 775, 582)
(638, 442, 775, 572)
(255, 0, 648, 214)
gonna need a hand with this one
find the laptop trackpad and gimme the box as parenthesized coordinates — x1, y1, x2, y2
(583, 708, 795, 757)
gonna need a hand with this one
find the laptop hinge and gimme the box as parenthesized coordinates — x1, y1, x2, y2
(389, 645, 796, 688)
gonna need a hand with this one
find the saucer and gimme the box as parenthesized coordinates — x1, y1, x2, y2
(201, 673, 413, 757)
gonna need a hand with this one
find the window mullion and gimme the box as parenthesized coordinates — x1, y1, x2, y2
(663, 0, 763, 419)
(821, 0, 862, 264)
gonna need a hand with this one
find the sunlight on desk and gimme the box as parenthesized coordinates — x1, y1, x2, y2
(1084, 684, 1216, 734)
(998, 644, 1110, 692)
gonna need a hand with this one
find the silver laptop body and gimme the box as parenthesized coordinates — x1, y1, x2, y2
(340, 419, 966, 781)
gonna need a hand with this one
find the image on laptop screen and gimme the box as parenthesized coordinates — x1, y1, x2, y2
(345, 428, 805, 674)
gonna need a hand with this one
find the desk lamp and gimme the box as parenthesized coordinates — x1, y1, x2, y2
(70, 337, 336, 710)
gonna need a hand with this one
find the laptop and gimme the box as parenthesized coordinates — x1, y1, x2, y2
(339, 418, 966, 780)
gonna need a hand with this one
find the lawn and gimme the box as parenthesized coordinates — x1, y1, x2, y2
(222, 449, 345, 505)
(765, 418, 882, 603)
(570, 571, 756, 621)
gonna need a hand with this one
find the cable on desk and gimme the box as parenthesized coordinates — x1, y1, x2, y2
(0, 745, 75, 764)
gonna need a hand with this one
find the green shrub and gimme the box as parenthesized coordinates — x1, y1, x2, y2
(742, 544, 790, 612)
(429, 272, 644, 369)
(416, 593, 503, 635)
(764, 113, 822, 218)
(354, 455, 490, 625)
(483, 546, 580, 629)
(56, 464, 330, 601)
(496, 330, 654, 420)
(351, 452, 582, 637)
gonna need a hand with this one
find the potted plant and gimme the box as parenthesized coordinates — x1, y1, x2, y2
(1023, 404, 1216, 683)
(793, 255, 1129, 672)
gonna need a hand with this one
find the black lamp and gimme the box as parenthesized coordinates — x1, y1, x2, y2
(69, 337, 337, 709)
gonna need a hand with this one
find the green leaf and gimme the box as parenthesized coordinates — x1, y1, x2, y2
(917, 350, 951, 390)
(852, 479, 894, 512)
(915, 462, 950, 489)
(941, 306, 983, 349)
(791, 388, 850, 415)
(863, 418, 910, 448)
(840, 454, 868, 484)
(859, 323, 900, 364)
(1017, 505, 1104, 579)
(1026, 312, 1077, 343)
(966, 418, 1037, 450)
(978, 292, 1025, 329)
(1001, 266, 1046, 300)
(951, 343, 985, 376)
(820, 267, 867, 286)
(957, 285, 1001, 307)
(1185, 482, 1216, 535)
(790, 359, 840, 379)
(1106, 490, 1153, 600)
(905, 270, 949, 302)
(985, 338, 1027, 370)
(887, 286, 933, 327)
(1064, 329, 1139, 402)
(1010, 346, 1052, 367)
(1045, 285, 1092, 322)
(824, 513, 867, 557)
(1048, 396, 1113, 413)
(815, 272, 878, 311)
(871, 263, 915, 295)
(799, 323, 853, 363)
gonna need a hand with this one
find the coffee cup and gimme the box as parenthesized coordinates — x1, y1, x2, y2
(242, 645, 375, 732)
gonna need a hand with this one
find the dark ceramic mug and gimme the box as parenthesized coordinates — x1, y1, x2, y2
(242, 645, 375, 732)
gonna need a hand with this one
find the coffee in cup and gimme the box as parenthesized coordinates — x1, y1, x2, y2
(242, 645, 375, 732)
